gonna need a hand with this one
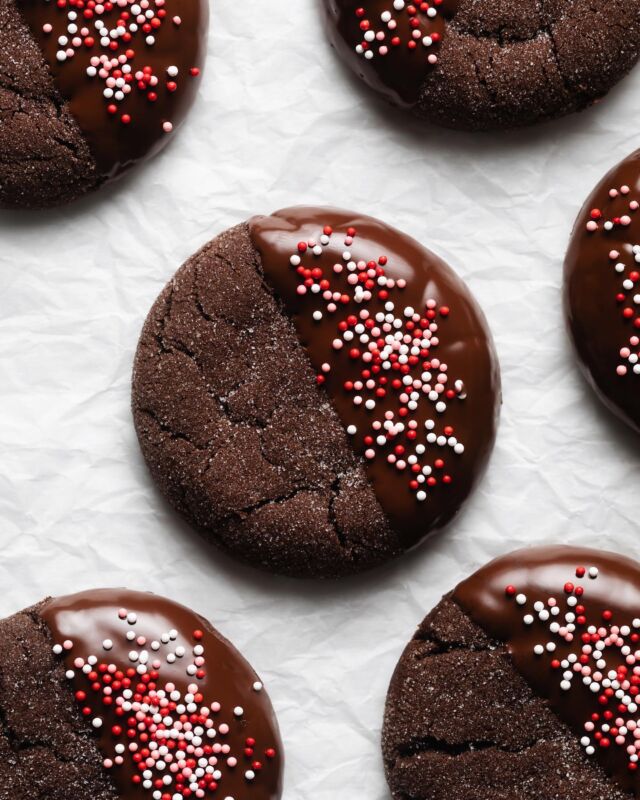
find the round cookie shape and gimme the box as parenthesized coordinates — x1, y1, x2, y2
(383, 546, 640, 800)
(0, 0, 207, 208)
(324, 0, 640, 130)
(0, 588, 283, 800)
(132, 206, 500, 578)
(565, 150, 640, 434)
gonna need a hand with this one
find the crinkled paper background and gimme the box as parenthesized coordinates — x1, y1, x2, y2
(1, 2, 640, 796)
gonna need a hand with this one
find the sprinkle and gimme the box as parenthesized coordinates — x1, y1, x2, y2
(586, 186, 640, 377)
(503, 563, 640, 769)
(352, 2, 444, 64)
(285, 222, 467, 503)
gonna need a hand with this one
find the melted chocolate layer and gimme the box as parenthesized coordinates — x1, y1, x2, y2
(17, 0, 208, 180)
(249, 206, 500, 550)
(41, 589, 283, 800)
(565, 149, 640, 434)
(454, 547, 640, 795)
(324, 0, 460, 107)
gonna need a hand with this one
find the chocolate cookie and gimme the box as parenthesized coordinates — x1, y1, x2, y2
(0, 0, 207, 209)
(132, 207, 500, 578)
(383, 546, 640, 799)
(565, 150, 640, 434)
(0, 588, 283, 800)
(324, 1, 640, 130)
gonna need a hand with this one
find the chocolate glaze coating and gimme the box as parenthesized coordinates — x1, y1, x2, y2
(326, 0, 460, 107)
(249, 207, 500, 550)
(0, 0, 207, 207)
(38, 589, 283, 800)
(132, 209, 500, 578)
(455, 547, 640, 795)
(565, 149, 640, 434)
(383, 546, 640, 799)
(325, 0, 640, 131)
(18, 0, 207, 180)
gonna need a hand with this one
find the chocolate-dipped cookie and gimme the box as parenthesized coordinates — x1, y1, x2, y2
(324, 1, 640, 131)
(0, 0, 207, 209)
(383, 546, 640, 799)
(565, 150, 640, 434)
(132, 207, 500, 578)
(0, 588, 283, 799)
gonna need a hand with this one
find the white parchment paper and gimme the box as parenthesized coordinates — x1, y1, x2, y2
(2, 2, 640, 796)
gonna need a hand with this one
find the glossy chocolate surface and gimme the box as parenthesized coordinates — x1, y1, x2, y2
(18, 0, 208, 180)
(565, 149, 640, 434)
(41, 589, 283, 800)
(324, 0, 460, 107)
(455, 547, 640, 795)
(249, 206, 500, 550)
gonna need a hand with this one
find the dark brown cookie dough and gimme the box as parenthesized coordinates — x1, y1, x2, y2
(383, 547, 640, 799)
(325, 0, 640, 130)
(0, 588, 283, 800)
(0, 0, 207, 209)
(132, 207, 500, 578)
(565, 149, 640, 434)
